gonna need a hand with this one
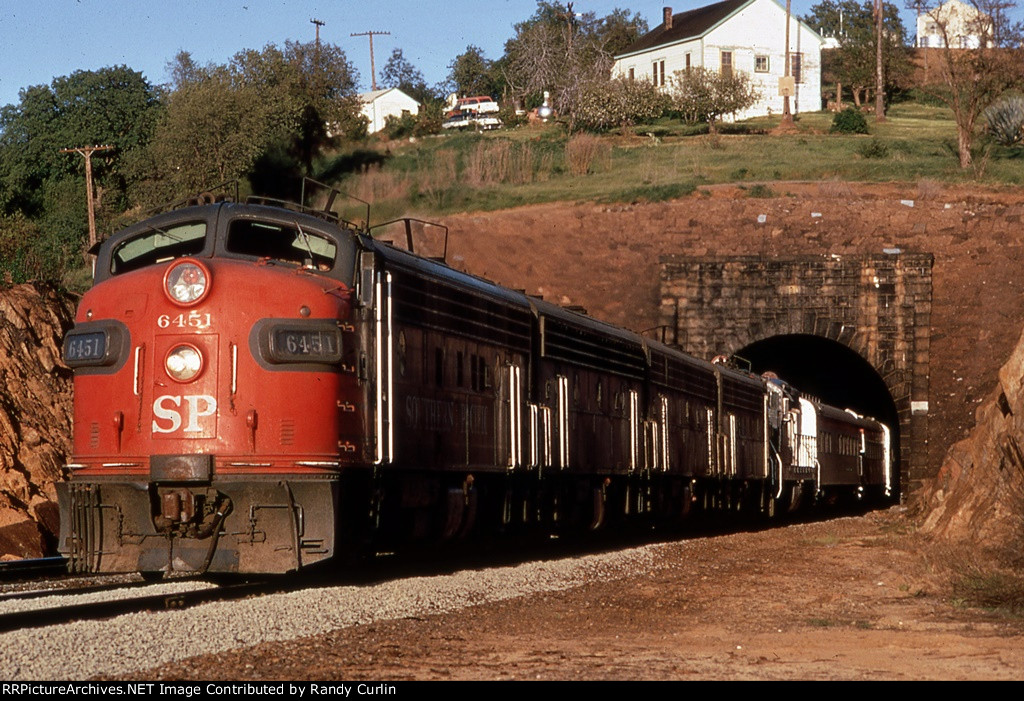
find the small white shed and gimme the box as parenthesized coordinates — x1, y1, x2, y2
(359, 88, 421, 134)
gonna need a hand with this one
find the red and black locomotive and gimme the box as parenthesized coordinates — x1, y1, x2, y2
(58, 190, 893, 575)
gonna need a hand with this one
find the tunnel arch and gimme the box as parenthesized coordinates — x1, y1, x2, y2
(659, 253, 932, 497)
(737, 334, 902, 495)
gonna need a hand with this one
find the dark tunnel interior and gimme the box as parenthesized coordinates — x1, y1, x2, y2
(736, 334, 901, 487)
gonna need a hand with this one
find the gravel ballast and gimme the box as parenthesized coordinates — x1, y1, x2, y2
(0, 543, 667, 680)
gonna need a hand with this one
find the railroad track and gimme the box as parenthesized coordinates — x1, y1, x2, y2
(0, 578, 293, 634)
(0, 557, 68, 581)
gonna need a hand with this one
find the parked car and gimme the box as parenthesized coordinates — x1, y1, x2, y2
(454, 96, 499, 114)
(441, 110, 502, 131)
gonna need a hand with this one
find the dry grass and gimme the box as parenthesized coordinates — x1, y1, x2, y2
(349, 166, 411, 204)
(927, 540, 1024, 618)
(464, 141, 535, 187)
(418, 150, 458, 208)
(565, 134, 612, 176)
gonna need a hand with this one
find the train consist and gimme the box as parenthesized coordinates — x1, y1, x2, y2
(57, 189, 893, 575)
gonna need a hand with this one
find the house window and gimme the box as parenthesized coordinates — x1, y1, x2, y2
(790, 53, 803, 83)
(652, 59, 666, 86)
(720, 51, 733, 78)
(685, 53, 691, 71)
(755, 55, 769, 72)
(628, 67, 635, 81)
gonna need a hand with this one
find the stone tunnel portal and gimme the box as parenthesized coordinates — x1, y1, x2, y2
(659, 253, 933, 497)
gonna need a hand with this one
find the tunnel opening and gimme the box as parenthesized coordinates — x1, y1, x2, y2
(737, 333, 902, 497)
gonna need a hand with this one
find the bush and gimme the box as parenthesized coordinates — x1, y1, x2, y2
(382, 102, 444, 140)
(830, 107, 869, 134)
(570, 78, 668, 132)
(668, 67, 760, 131)
(856, 139, 890, 159)
(985, 96, 1024, 147)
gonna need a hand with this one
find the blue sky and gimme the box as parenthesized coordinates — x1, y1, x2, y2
(0, 0, 1012, 108)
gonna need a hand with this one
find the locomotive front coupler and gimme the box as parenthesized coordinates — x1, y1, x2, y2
(152, 486, 232, 540)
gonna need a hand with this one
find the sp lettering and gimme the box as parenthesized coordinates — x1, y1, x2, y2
(152, 395, 217, 434)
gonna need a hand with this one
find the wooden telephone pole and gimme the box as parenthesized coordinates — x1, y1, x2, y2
(350, 30, 390, 90)
(60, 145, 113, 251)
(311, 17, 325, 49)
(874, 0, 887, 122)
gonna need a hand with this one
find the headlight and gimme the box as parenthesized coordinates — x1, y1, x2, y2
(164, 260, 210, 306)
(165, 344, 203, 382)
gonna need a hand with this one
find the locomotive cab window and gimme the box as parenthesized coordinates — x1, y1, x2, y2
(227, 220, 336, 270)
(111, 222, 207, 275)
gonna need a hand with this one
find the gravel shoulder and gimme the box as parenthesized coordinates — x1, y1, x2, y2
(100, 508, 1024, 681)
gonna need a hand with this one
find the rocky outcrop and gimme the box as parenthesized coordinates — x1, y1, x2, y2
(0, 284, 76, 559)
(917, 324, 1024, 552)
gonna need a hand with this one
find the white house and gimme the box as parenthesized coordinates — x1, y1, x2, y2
(612, 0, 823, 119)
(358, 88, 421, 134)
(916, 0, 993, 48)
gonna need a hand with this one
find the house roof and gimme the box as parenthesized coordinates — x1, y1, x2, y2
(615, 0, 752, 58)
(358, 87, 420, 106)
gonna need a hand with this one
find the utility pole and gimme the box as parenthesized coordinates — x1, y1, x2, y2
(311, 17, 325, 50)
(60, 145, 113, 251)
(351, 30, 390, 90)
(780, 0, 795, 127)
(874, 0, 887, 122)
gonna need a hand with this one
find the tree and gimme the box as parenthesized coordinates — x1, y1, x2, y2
(803, 1, 913, 109)
(144, 42, 364, 202)
(500, 2, 649, 116)
(594, 8, 650, 56)
(447, 45, 497, 97)
(668, 67, 761, 131)
(914, 0, 1024, 168)
(0, 66, 162, 217)
(142, 51, 297, 199)
(0, 66, 162, 276)
(381, 48, 437, 104)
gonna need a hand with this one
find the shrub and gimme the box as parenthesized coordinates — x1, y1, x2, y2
(857, 139, 890, 159)
(744, 184, 776, 198)
(570, 78, 668, 132)
(830, 107, 869, 134)
(667, 67, 760, 131)
(985, 96, 1024, 147)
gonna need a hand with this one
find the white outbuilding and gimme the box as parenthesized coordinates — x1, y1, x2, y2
(358, 88, 421, 134)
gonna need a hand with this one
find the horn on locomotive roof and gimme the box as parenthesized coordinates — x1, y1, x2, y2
(371, 218, 450, 263)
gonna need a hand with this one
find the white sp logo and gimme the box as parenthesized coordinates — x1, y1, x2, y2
(152, 395, 217, 434)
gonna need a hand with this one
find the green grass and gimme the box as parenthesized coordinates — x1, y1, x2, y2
(321, 102, 1024, 224)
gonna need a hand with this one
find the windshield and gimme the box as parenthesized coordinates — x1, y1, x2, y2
(110, 222, 207, 275)
(226, 220, 337, 270)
